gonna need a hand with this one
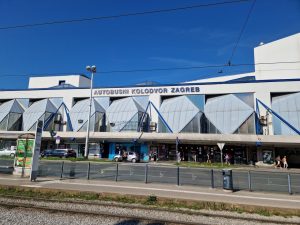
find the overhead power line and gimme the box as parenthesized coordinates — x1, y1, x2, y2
(0, 61, 299, 78)
(99, 61, 300, 74)
(228, 0, 256, 64)
(0, 0, 251, 30)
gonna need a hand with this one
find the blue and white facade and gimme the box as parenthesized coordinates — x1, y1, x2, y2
(0, 33, 300, 166)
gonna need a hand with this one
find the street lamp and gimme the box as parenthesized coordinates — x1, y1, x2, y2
(84, 65, 96, 158)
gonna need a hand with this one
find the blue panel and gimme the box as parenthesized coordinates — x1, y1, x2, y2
(140, 143, 149, 162)
(108, 143, 116, 160)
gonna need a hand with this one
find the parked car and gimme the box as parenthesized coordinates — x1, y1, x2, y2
(41, 149, 76, 158)
(113, 151, 139, 163)
(88, 149, 101, 159)
(0, 147, 16, 157)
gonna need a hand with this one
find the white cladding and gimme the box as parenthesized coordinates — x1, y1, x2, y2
(28, 75, 91, 89)
(185, 73, 254, 83)
(255, 33, 300, 80)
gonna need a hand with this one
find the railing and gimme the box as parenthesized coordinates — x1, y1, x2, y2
(1, 158, 299, 194)
(35, 161, 300, 195)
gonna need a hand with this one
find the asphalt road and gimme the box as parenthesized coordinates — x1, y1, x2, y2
(1, 159, 300, 194)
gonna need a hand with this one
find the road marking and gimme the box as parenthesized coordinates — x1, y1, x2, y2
(58, 181, 300, 203)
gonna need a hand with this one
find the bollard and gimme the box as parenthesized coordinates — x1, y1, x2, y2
(211, 169, 214, 189)
(145, 164, 148, 184)
(248, 171, 252, 192)
(115, 163, 119, 182)
(69, 162, 75, 178)
(288, 173, 292, 195)
(60, 161, 64, 179)
(87, 162, 91, 180)
(177, 166, 180, 186)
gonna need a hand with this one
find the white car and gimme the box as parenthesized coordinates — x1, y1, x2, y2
(113, 152, 139, 163)
(0, 148, 16, 157)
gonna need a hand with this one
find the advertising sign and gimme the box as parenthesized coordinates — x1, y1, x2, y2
(14, 120, 43, 179)
(15, 138, 34, 168)
(263, 150, 273, 164)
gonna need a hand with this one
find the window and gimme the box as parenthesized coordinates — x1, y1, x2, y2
(59, 80, 66, 85)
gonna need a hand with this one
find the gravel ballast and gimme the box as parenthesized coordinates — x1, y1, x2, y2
(0, 197, 299, 225)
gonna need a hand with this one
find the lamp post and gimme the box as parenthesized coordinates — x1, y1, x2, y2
(84, 65, 96, 158)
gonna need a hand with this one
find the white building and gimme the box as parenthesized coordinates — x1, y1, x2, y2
(0, 33, 300, 166)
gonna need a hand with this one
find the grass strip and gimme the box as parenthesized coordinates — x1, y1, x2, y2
(0, 185, 299, 218)
(175, 162, 239, 169)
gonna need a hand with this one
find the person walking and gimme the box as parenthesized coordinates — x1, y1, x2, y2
(275, 155, 281, 168)
(282, 156, 288, 169)
(206, 152, 211, 164)
(225, 153, 230, 165)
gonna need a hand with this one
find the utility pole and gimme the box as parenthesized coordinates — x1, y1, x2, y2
(84, 65, 96, 158)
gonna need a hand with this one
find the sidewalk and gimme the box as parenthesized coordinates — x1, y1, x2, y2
(150, 161, 300, 173)
(0, 174, 299, 210)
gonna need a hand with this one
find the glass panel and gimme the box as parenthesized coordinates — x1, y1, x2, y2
(7, 113, 22, 131)
(0, 115, 8, 130)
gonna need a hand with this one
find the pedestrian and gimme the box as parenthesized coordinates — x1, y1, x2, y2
(275, 155, 281, 168)
(206, 152, 211, 164)
(282, 156, 288, 169)
(153, 152, 157, 162)
(225, 153, 230, 165)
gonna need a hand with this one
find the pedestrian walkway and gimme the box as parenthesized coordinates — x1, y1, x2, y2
(150, 161, 300, 173)
(0, 174, 299, 210)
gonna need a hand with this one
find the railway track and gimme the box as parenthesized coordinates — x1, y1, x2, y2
(0, 194, 299, 225)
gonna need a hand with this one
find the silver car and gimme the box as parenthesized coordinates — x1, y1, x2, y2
(0, 147, 16, 157)
(113, 152, 139, 163)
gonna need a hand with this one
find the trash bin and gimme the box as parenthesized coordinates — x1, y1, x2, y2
(222, 169, 233, 191)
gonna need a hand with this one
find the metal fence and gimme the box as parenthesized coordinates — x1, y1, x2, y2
(0, 159, 14, 174)
(1, 159, 299, 195)
(36, 161, 300, 195)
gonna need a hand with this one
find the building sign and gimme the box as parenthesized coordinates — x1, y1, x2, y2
(93, 85, 200, 96)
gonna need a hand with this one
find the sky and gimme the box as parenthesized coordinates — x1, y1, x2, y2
(0, 0, 299, 89)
